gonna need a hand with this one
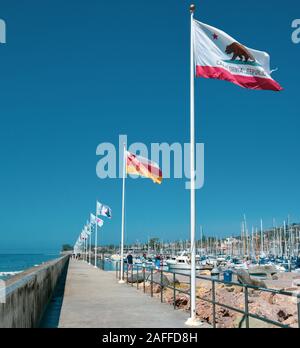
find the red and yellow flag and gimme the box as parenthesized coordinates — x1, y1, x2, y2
(126, 151, 162, 184)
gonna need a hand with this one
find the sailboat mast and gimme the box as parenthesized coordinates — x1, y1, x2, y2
(260, 219, 264, 256)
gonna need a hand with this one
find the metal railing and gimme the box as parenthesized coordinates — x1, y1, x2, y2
(86, 254, 105, 270)
(115, 262, 300, 328)
(98, 255, 105, 271)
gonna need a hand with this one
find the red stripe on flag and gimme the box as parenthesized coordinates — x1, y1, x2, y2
(146, 164, 162, 178)
(127, 153, 162, 180)
(196, 66, 283, 91)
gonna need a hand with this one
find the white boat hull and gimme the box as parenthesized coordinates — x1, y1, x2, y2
(110, 255, 121, 261)
(168, 263, 202, 270)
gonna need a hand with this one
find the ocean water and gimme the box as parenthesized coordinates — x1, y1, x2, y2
(0, 253, 60, 280)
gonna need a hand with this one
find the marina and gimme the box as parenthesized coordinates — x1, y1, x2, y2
(81, 218, 300, 277)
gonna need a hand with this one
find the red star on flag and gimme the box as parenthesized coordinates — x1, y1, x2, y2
(213, 33, 218, 40)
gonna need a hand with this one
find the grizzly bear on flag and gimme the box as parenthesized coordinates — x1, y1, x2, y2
(225, 42, 255, 62)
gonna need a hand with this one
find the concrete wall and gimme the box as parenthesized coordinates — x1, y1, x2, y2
(0, 255, 69, 328)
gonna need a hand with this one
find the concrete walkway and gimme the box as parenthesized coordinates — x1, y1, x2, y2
(58, 260, 208, 328)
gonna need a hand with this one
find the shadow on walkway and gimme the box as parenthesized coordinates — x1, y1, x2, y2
(39, 259, 69, 328)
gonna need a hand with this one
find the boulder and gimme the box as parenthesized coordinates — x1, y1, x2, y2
(127, 271, 150, 283)
(167, 275, 180, 285)
(225, 286, 235, 293)
(292, 278, 300, 287)
(146, 272, 170, 288)
(277, 309, 293, 322)
(249, 265, 278, 276)
(236, 315, 276, 328)
(199, 270, 211, 276)
(175, 294, 190, 308)
(282, 316, 298, 327)
(152, 284, 162, 294)
(236, 269, 267, 288)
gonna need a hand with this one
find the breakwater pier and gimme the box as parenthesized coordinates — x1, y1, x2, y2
(58, 260, 202, 328)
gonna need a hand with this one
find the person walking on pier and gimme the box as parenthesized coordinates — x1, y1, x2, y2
(127, 252, 133, 271)
(155, 254, 161, 270)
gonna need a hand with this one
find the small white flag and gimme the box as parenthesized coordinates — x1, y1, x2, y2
(96, 217, 104, 228)
(96, 201, 112, 219)
(90, 213, 96, 224)
(91, 213, 104, 227)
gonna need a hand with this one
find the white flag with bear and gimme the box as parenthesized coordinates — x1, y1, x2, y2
(193, 20, 282, 91)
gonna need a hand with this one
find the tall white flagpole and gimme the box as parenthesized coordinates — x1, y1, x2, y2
(94, 208, 98, 268)
(200, 226, 203, 256)
(119, 143, 126, 283)
(260, 219, 264, 256)
(186, 4, 201, 327)
(86, 236, 88, 262)
(82, 236, 84, 261)
(89, 224, 92, 265)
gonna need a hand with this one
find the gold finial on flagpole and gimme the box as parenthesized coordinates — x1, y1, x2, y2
(190, 4, 196, 13)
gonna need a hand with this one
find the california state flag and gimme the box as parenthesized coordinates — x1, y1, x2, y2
(126, 151, 162, 184)
(193, 20, 282, 91)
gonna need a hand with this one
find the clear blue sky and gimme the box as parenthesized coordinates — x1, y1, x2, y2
(0, 0, 299, 252)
